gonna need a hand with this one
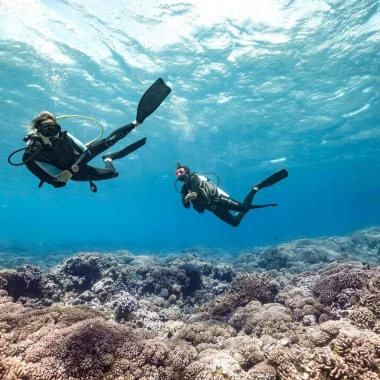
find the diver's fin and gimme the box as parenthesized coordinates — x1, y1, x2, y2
(251, 204, 277, 209)
(136, 78, 171, 124)
(254, 169, 288, 190)
(102, 138, 147, 161)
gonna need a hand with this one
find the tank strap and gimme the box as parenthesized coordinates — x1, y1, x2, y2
(66, 132, 87, 153)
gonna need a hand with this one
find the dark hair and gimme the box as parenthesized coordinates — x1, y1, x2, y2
(175, 162, 190, 173)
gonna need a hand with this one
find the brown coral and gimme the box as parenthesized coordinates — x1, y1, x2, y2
(0, 357, 28, 380)
(360, 293, 380, 316)
(313, 269, 367, 305)
(207, 274, 274, 316)
(0, 290, 196, 380)
(267, 347, 305, 380)
(349, 307, 376, 329)
(246, 361, 277, 380)
(305, 330, 380, 379)
(229, 302, 294, 339)
(176, 322, 236, 346)
(1, 255, 380, 380)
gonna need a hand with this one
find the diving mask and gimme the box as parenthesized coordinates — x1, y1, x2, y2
(175, 168, 187, 177)
(38, 122, 61, 137)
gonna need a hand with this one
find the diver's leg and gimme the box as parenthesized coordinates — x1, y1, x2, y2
(214, 189, 258, 212)
(87, 123, 136, 157)
(71, 164, 119, 182)
(232, 211, 249, 226)
(88, 163, 119, 181)
(242, 188, 258, 210)
(211, 207, 245, 227)
(213, 196, 245, 212)
(102, 138, 146, 161)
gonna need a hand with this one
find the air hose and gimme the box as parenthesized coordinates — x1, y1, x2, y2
(56, 115, 104, 146)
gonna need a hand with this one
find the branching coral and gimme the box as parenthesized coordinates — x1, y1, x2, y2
(305, 331, 380, 379)
(0, 357, 28, 380)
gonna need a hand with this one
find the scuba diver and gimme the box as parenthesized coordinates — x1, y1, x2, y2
(174, 164, 288, 227)
(9, 79, 171, 192)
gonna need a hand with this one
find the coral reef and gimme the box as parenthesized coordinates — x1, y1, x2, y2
(0, 227, 379, 379)
(234, 226, 380, 273)
(206, 273, 276, 317)
(0, 290, 196, 379)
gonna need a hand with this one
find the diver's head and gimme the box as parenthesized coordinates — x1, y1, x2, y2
(31, 111, 57, 129)
(31, 112, 61, 139)
(175, 163, 190, 181)
(37, 121, 61, 138)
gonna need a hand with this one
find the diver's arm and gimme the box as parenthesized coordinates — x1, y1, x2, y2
(24, 160, 66, 188)
(68, 149, 92, 174)
(181, 185, 191, 209)
(22, 145, 63, 187)
(182, 198, 191, 208)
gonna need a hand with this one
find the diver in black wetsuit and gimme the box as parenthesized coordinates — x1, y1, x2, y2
(13, 78, 171, 191)
(175, 164, 288, 227)
(22, 112, 145, 189)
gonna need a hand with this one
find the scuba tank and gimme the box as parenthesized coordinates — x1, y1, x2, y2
(174, 172, 229, 197)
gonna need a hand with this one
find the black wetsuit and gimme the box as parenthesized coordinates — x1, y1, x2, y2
(23, 123, 135, 188)
(181, 174, 258, 227)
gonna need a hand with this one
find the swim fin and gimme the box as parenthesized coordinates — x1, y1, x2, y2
(251, 204, 277, 209)
(254, 169, 288, 190)
(136, 78, 171, 124)
(102, 138, 147, 161)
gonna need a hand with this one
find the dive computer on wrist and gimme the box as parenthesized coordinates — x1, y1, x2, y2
(71, 164, 80, 173)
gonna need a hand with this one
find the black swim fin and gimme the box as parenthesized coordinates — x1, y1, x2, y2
(136, 78, 171, 124)
(254, 169, 288, 189)
(102, 138, 147, 161)
(251, 204, 277, 209)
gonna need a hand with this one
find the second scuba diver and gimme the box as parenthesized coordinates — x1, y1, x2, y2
(174, 164, 288, 227)
(12, 79, 171, 192)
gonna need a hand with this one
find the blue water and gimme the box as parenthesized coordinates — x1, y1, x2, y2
(0, 0, 379, 251)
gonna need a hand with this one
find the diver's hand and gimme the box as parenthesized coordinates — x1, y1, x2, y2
(51, 180, 66, 188)
(57, 170, 73, 182)
(184, 192, 198, 202)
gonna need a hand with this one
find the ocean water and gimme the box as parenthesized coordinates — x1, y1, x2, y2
(0, 0, 379, 252)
